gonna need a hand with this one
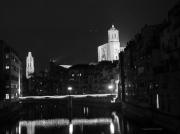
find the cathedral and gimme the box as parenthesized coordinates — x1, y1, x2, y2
(98, 25, 124, 62)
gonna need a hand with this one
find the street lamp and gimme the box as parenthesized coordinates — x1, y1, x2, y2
(68, 86, 73, 92)
(108, 84, 116, 103)
(67, 86, 73, 121)
(108, 84, 114, 90)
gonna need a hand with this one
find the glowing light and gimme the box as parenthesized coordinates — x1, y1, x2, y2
(111, 112, 120, 132)
(18, 118, 113, 134)
(108, 84, 114, 90)
(19, 118, 112, 127)
(83, 107, 89, 115)
(111, 98, 116, 103)
(18, 122, 21, 134)
(60, 65, 72, 69)
(110, 122, 115, 134)
(19, 94, 117, 100)
(68, 86, 73, 91)
(5, 94, 9, 99)
(69, 123, 73, 134)
(156, 93, 159, 109)
(19, 119, 69, 127)
(5, 65, 9, 69)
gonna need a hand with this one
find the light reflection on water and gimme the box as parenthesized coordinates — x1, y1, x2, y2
(2, 101, 134, 134)
(17, 118, 119, 134)
(2, 101, 165, 134)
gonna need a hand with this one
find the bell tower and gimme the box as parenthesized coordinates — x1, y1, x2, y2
(26, 52, 34, 79)
(108, 25, 119, 42)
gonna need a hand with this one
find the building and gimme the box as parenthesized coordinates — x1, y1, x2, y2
(26, 52, 34, 79)
(48, 60, 68, 95)
(0, 40, 22, 100)
(67, 61, 119, 95)
(98, 25, 125, 62)
(119, 1, 180, 132)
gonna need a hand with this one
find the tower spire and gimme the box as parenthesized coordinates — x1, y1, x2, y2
(26, 52, 34, 79)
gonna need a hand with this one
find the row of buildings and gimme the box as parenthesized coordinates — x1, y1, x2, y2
(119, 1, 180, 132)
(1, 25, 122, 98)
(27, 60, 119, 96)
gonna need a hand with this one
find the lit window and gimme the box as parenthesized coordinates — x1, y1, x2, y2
(6, 94, 9, 99)
(5, 65, 10, 70)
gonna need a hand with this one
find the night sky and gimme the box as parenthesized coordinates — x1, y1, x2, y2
(0, 0, 178, 71)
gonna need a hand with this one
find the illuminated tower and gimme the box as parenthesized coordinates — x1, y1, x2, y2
(107, 25, 121, 61)
(26, 52, 34, 79)
(98, 25, 124, 62)
(108, 25, 119, 42)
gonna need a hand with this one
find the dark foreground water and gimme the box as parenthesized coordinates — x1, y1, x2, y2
(0, 99, 172, 134)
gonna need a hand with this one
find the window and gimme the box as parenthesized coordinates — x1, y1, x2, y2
(5, 65, 10, 70)
(6, 94, 9, 99)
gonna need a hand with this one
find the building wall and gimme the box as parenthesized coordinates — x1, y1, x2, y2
(67, 62, 119, 95)
(108, 41, 121, 61)
(0, 40, 22, 101)
(0, 40, 5, 100)
(98, 44, 108, 62)
(119, 2, 180, 131)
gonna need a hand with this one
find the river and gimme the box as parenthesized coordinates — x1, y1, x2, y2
(0, 99, 172, 134)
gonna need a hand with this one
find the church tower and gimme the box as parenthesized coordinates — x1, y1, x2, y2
(98, 25, 124, 62)
(108, 25, 119, 42)
(107, 25, 121, 61)
(26, 52, 34, 79)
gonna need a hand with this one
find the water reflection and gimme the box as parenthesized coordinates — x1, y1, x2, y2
(17, 118, 117, 134)
(111, 112, 120, 134)
(1, 102, 123, 134)
(110, 122, 115, 134)
(69, 123, 73, 134)
(1, 100, 168, 134)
